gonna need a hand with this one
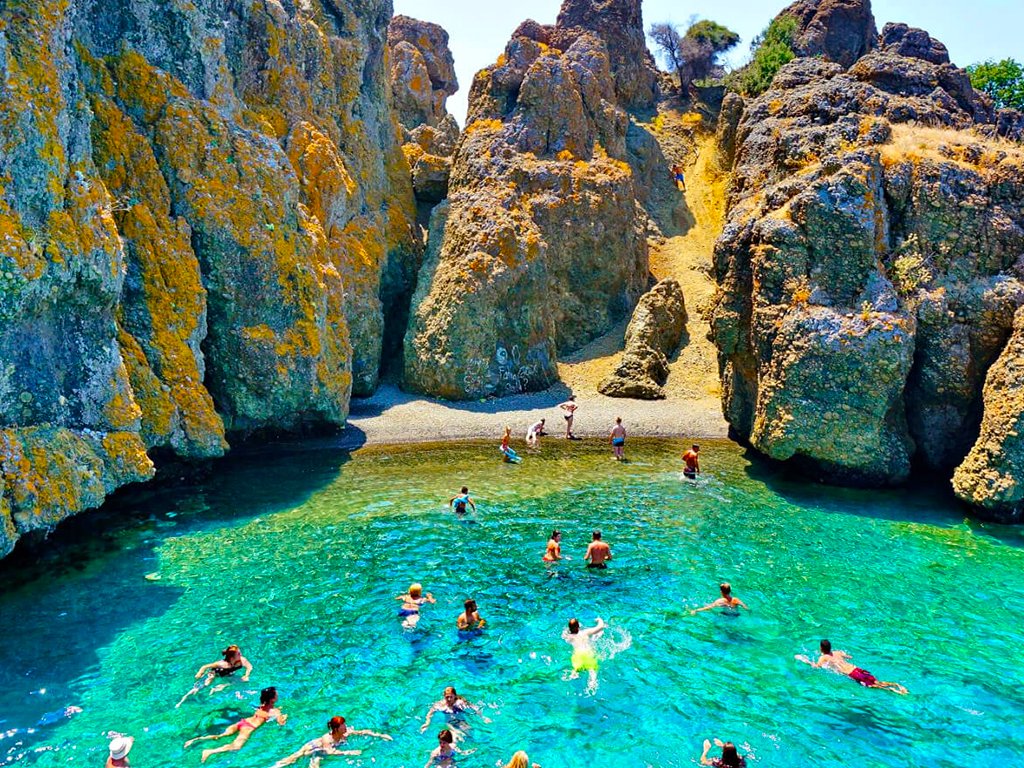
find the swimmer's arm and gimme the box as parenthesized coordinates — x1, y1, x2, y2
(274, 710, 288, 725)
(424, 748, 439, 768)
(425, 593, 436, 603)
(583, 618, 606, 636)
(463, 700, 491, 723)
(699, 738, 713, 765)
(453, 746, 476, 756)
(737, 599, 749, 610)
(690, 601, 720, 614)
(584, 544, 593, 562)
(240, 656, 253, 681)
(469, 498, 477, 511)
(194, 662, 217, 678)
(420, 705, 438, 732)
(348, 729, 392, 741)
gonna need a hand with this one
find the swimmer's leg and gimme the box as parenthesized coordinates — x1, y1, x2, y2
(201, 728, 252, 763)
(586, 669, 598, 695)
(875, 680, 908, 695)
(402, 613, 421, 630)
(185, 723, 239, 749)
(176, 674, 212, 708)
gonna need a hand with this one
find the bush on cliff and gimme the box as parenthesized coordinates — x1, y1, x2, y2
(727, 15, 798, 97)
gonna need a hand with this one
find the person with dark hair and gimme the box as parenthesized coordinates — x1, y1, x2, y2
(558, 396, 578, 439)
(420, 687, 491, 737)
(797, 639, 908, 694)
(691, 583, 749, 616)
(456, 599, 485, 631)
(176, 645, 253, 707)
(563, 617, 606, 693)
(269, 715, 391, 768)
(526, 418, 546, 448)
(543, 530, 569, 562)
(584, 530, 611, 569)
(184, 686, 287, 762)
(609, 417, 627, 461)
(449, 487, 476, 514)
(683, 444, 701, 479)
(699, 738, 746, 767)
(424, 729, 474, 767)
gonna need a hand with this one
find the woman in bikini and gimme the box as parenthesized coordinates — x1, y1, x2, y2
(184, 686, 287, 762)
(176, 645, 253, 707)
(420, 686, 490, 738)
(691, 583, 749, 616)
(269, 715, 391, 768)
(396, 582, 436, 629)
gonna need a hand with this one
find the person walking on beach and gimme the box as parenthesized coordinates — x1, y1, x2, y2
(609, 417, 626, 461)
(456, 599, 485, 631)
(449, 487, 476, 514)
(526, 419, 545, 448)
(543, 530, 569, 562)
(107, 736, 133, 768)
(269, 716, 391, 767)
(699, 739, 746, 767)
(424, 729, 474, 767)
(683, 444, 701, 479)
(796, 639, 908, 694)
(584, 530, 612, 569)
(691, 583, 749, 616)
(563, 617, 606, 693)
(177, 645, 253, 707)
(184, 686, 287, 762)
(420, 686, 491, 736)
(396, 583, 436, 629)
(559, 396, 578, 439)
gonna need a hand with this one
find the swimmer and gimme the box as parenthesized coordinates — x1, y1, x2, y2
(683, 444, 701, 479)
(176, 645, 253, 707)
(500, 426, 521, 463)
(184, 686, 287, 762)
(449, 487, 476, 514)
(526, 419, 545, 448)
(699, 738, 747, 767)
(691, 583, 749, 615)
(396, 582, 436, 629)
(584, 530, 612, 569)
(563, 617, 606, 693)
(420, 686, 491, 736)
(797, 639, 908, 694)
(609, 417, 626, 461)
(270, 716, 391, 768)
(424, 729, 474, 768)
(107, 736, 133, 768)
(502, 750, 541, 768)
(456, 599, 485, 631)
(543, 530, 570, 562)
(559, 396, 578, 439)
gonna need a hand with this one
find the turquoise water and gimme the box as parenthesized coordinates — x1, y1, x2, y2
(1, 438, 1023, 768)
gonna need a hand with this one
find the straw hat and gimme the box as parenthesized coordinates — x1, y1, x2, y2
(109, 736, 134, 760)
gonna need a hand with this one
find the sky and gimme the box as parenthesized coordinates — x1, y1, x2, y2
(391, 0, 1024, 124)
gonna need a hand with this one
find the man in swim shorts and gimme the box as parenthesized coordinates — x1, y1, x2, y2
(691, 583, 749, 615)
(559, 396, 578, 439)
(526, 419, 545, 447)
(584, 530, 611, 568)
(563, 617, 605, 692)
(797, 639, 908, 694)
(449, 487, 476, 514)
(683, 444, 701, 479)
(609, 417, 626, 461)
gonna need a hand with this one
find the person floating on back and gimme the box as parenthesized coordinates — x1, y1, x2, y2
(682, 444, 701, 479)
(456, 599, 485, 632)
(691, 583, 749, 616)
(609, 417, 626, 461)
(449, 487, 476, 515)
(796, 639, 908, 694)
(559, 396, 578, 439)
(699, 738, 747, 767)
(584, 530, 612, 569)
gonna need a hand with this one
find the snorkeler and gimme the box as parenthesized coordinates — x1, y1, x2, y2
(543, 530, 570, 562)
(176, 645, 253, 707)
(424, 729, 474, 768)
(449, 487, 476, 514)
(500, 426, 521, 463)
(269, 715, 391, 768)
(563, 617, 606, 692)
(396, 582, 437, 629)
(796, 639, 908, 694)
(691, 583, 749, 615)
(584, 530, 612, 569)
(456, 599, 485, 631)
(420, 686, 492, 736)
(184, 686, 287, 762)
(699, 738, 747, 767)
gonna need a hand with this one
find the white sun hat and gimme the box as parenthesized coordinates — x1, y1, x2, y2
(109, 736, 134, 760)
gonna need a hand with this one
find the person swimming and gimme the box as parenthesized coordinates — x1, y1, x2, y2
(396, 582, 436, 629)
(184, 686, 287, 762)
(699, 738, 747, 767)
(176, 645, 253, 707)
(424, 729, 474, 768)
(691, 583, 749, 616)
(563, 617, 605, 693)
(420, 687, 491, 738)
(543, 530, 569, 562)
(449, 487, 476, 514)
(797, 639, 908, 694)
(500, 426, 521, 463)
(502, 750, 541, 768)
(269, 715, 391, 768)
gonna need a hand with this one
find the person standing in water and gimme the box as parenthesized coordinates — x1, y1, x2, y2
(449, 487, 476, 514)
(396, 583, 436, 629)
(184, 686, 287, 762)
(543, 530, 569, 562)
(107, 736, 133, 768)
(526, 419, 545, 448)
(500, 426, 520, 463)
(177, 645, 253, 707)
(424, 729, 474, 768)
(584, 530, 612, 569)
(683, 444, 701, 479)
(691, 583, 749, 616)
(609, 418, 626, 461)
(559, 396, 578, 439)
(456, 599, 485, 631)
(420, 686, 491, 737)
(797, 639, 908, 694)
(699, 739, 746, 767)
(563, 617, 606, 693)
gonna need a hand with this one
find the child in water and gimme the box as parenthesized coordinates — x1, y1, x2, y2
(424, 729, 474, 767)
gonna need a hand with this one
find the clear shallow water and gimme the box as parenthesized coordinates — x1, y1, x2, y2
(1, 438, 1023, 768)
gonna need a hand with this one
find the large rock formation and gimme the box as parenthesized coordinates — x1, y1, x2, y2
(402, 0, 655, 399)
(711, 11, 1024, 492)
(783, 0, 877, 68)
(0, 0, 418, 556)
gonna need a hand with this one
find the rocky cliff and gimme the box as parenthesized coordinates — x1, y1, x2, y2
(0, 0, 418, 556)
(711, 0, 1024, 516)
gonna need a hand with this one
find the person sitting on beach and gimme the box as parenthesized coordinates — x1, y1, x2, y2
(699, 738, 746, 767)
(270, 715, 391, 768)
(526, 419, 545, 447)
(456, 599, 485, 631)
(502, 750, 541, 768)
(420, 687, 491, 736)
(449, 487, 476, 514)
(609, 418, 626, 461)
(176, 645, 252, 707)
(107, 736, 133, 768)
(558, 396, 578, 439)
(584, 530, 612, 569)
(424, 729, 474, 768)
(500, 427, 520, 463)
(563, 617, 606, 692)
(683, 444, 701, 479)
(396, 583, 436, 629)
(184, 686, 287, 763)
(691, 583, 749, 616)
(543, 530, 569, 562)
(797, 639, 908, 694)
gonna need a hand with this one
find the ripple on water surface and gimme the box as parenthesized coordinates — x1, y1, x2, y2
(0, 439, 1022, 768)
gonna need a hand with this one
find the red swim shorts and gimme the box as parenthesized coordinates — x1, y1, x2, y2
(849, 667, 877, 687)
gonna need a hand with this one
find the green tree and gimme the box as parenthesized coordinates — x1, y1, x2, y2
(650, 18, 740, 90)
(967, 59, 1024, 111)
(726, 15, 798, 98)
